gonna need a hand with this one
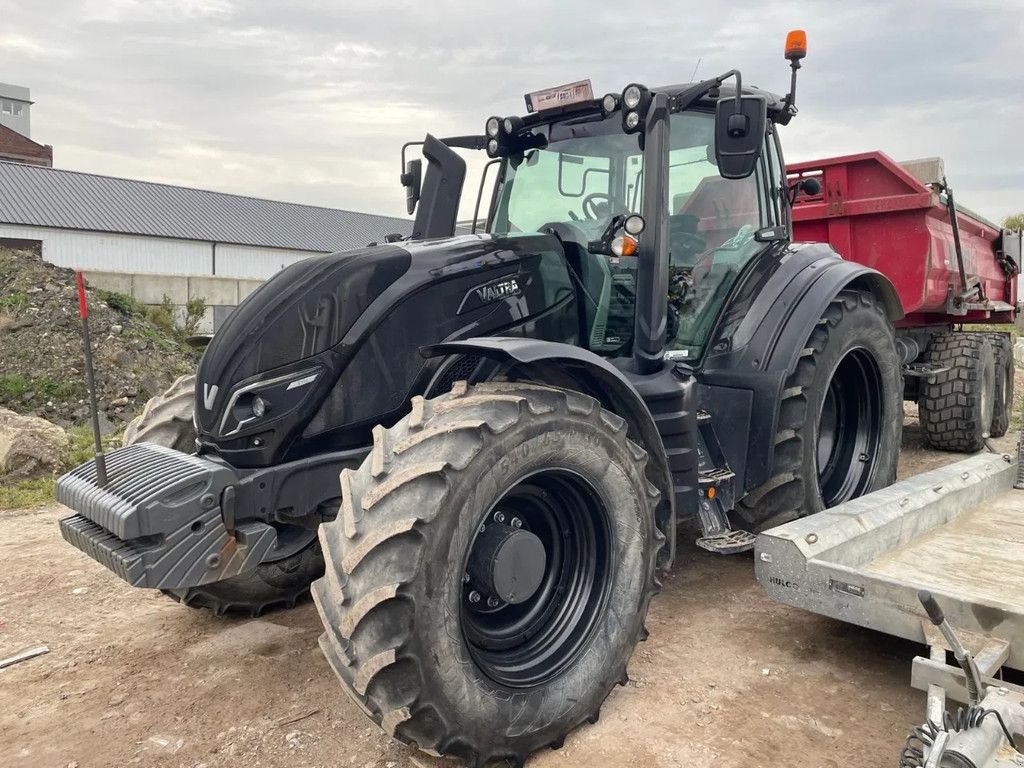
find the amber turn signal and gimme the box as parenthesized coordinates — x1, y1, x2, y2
(611, 235, 638, 258)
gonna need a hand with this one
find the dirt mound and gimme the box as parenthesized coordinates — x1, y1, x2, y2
(0, 247, 197, 431)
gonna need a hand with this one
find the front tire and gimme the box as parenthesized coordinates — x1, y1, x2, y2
(735, 291, 902, 531)
(313, 381, 662, 767)
(123, 374, 325, 617)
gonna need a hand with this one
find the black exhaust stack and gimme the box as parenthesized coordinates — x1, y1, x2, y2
(75, 271, 108, 487)
(411, 134, 467, 240)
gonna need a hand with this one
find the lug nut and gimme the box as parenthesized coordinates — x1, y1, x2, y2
(494, 511, 506, 524)
(468, 591, 481, 604)
(463, 572, 470, 583)
(510, 517, 522, 529)
(487, 596, 500, 608)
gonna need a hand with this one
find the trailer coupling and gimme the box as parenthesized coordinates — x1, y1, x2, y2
(56, 443, 277, 590)
(901, 592, 1024, 768)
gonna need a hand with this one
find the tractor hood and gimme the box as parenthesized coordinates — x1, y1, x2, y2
(194, 233, 578, 467)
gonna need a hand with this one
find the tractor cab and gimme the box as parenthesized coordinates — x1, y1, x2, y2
(484, 96, 776, 363)
(403, 62, 801, 373)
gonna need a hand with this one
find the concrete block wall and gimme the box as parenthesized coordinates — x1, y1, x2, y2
(84, 270, 264, 333)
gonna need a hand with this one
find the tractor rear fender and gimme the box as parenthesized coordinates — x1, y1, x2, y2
(701, 243, 903, 493)
(422, 337, 676, 567)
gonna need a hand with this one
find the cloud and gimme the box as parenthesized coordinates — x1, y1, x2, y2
(0, 0, 1021, 222)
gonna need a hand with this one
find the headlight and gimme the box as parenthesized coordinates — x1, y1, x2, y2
(486, 117, 501, 138)
(624, 214, 646, 235)
(251, 395, 267, 418)
(502, 116, 523, 135)
(487, 138, 500, 157)
(601, 93, 619, 115)
(624, 111, 640, 130)
(623, 85, 642, 109)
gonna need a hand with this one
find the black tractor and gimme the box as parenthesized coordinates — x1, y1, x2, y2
(58, 33, 903, 766)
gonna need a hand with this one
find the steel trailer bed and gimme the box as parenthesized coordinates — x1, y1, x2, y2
(756, 453, 1023, 669)
(756, 453, 1024, 765)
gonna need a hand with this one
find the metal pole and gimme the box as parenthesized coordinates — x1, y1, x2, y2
(75, 272, 108, 487)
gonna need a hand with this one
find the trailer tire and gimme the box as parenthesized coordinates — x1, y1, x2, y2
(123, 374, 325, 617)
(313, 381, 662, 767)
(985, 332, 1014, 438)
(735, 290, 902, 531)
(918, 332, 997, 452)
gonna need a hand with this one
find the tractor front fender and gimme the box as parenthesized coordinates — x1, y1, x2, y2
(423, 337, 676, 567)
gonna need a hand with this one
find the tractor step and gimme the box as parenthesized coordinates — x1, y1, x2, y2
(697, 529, 756, 554)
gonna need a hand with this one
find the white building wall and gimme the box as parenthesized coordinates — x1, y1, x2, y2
(0, 223, 317, 280)
(213, 243, 313, 279)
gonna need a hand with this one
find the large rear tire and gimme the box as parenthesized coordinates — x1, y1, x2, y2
(735, 291, 902, 531)
(313, 381, 662, 767)
(123, 374, 324, 617)
(918, 332, 997, 452)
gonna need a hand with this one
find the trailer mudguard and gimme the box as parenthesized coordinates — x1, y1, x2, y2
(700, 242, 903, 493)
(423, 337, 678, 566)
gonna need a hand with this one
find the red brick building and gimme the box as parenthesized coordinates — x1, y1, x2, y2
(0, 124, 52, 167)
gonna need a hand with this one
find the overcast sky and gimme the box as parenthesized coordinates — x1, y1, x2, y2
(2, 0, 1022, 223)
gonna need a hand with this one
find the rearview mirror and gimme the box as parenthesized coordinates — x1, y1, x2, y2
(714, 95, 767, 179)
(401, 158, 422, 215)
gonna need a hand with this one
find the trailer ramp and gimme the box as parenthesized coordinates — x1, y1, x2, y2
(755, 453, 1024, 670)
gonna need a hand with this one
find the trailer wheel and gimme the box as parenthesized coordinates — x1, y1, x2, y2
(313, 381, 661, 767)
(984, 332, 1014, 438)
(918, 332, 997, 452)
(124, 374, 325, 617)
(735, 291, 902, 531)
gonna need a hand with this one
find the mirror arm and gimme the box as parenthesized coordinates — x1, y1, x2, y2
(401, 141, 424, 178)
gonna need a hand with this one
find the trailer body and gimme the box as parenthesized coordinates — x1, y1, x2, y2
(756, 453, 1024, 666)
(788, 152, 1020, 325)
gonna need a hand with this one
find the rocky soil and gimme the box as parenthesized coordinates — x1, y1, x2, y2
(0, 247, 196, 432)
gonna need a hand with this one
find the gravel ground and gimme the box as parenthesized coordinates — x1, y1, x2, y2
(0, 414, 1017, 768)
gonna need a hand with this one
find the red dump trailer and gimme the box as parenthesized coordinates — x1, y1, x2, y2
(788, 152, 1022, 450)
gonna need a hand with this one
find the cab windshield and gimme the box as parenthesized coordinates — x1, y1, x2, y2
(489, 109, 766, 360)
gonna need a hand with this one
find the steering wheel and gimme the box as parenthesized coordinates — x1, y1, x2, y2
(581, 192, 614, 220)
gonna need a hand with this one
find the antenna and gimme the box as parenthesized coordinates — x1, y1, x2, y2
(75, 272, 108, 486)
(689, 57, 703, 82)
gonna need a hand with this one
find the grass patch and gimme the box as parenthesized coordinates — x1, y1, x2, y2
(97, 289, 144, 316)
(0, 374, 85, 402)
(0, 373, 29, 399)
(0, 425, 124, 511)
(0, 477, 56, 509)
(0, 290, 29, 314)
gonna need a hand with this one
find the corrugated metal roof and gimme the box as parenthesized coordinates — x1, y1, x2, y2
(0, 161, 413, 252)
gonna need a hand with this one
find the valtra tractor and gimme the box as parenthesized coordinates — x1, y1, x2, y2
(57, 32, 1020, 766)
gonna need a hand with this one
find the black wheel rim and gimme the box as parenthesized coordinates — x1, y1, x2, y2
(461, 469, 612, 688)
(816, 348, 884, 506)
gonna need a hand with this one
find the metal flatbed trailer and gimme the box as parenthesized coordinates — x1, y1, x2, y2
(756, 453, 1024, 766)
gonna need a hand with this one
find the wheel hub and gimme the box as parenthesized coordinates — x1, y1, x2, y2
(468, 520, 546, 605)
(460, 469, 612, 688)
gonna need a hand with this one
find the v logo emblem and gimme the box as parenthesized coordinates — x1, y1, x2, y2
(203, 383, 219, 411)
